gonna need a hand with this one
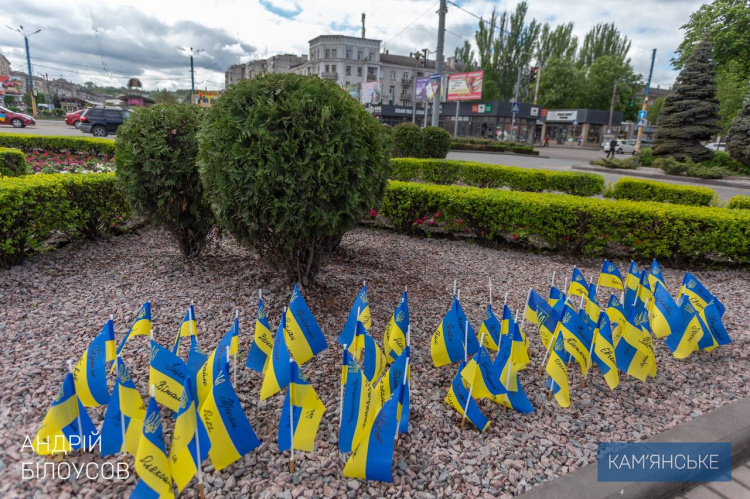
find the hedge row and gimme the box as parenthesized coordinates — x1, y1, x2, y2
(0, 173, 130, 268)
(0, 134, 115, 157)
(605, 177, 717, 207)
(0, 147, 28, 176)
(381, 181, 750, 264)
(728, 195, 750, 210)
(450, 138, 539, 156)
(390, 158, 604, 196)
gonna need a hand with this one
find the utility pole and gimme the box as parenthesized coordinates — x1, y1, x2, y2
(608, 80, 618, 130)
(533, 65, 541, 105)
(635, 49, 657, 153)
(179, 47, 204, 104)
(7, 25, 41, 117)
(508, 66, 522, 142)
(432, 0, 447, 127)
(410, 51, 422, 124)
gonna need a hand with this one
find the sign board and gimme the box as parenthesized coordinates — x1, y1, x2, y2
(511, 102, 520, 113)
(530, 107, 539, 117)
(573, 119, 578, 126)
(546, 110, 578, 122)
(345, 84, 359, 100)
(193, 91, 220, 107)
(484, 104, 492, 112)
(430, 73, 441, 80)
(638, 110, 647, 120)
(360, 82, 381, 104)
(415, 77, 430, 102)
(446, 70, 484, 101)
(637, 118, 646, 128)
(541, 108, 548, 118)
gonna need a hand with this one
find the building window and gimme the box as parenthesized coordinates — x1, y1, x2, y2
(325, 65, 330, 73)
(357, 66, 362, 76)
(402, 87, 409, 95)
(357, 51, 363, 60)
(417, 72, 424, 77)
(346, 49, 352, 59)
(368, 52, 374, 61)
(390, 70, 396, 79)
(403, 72, 409, 79)
(389, 85, 395, 96)
(332, 49, 337, 58)
(346, 66, 351, 75)
(325, 49, 330, 58)
(345, 81, 350, 85)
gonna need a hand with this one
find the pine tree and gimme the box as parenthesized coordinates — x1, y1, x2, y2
(727, 99, 750, 167)
(653, 41, 720, 162)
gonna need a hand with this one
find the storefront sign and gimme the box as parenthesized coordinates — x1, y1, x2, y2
(547, 110, 578, 122)
(530, 107, 539, 117)
(446, 70, 484, 101)
(360, 82, 381, 104)
(541, 108, 548, 118)
(471, 104, 492, 113)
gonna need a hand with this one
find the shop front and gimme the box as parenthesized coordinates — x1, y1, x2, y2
(542, 109, 622, 148)
(438, 100, 544, 144)
(366, 103, 426, 126)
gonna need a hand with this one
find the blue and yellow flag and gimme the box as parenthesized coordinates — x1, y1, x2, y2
(338, 285, 372, 346)
(343, 382, 404, 482)
(431, 297, 479, 367)
(132, 397, 173, 498)
(346, 320, 367, 358)
(598, 259, 624, 290)
(149, 340, 187, 412)
(260, 314, 292, 400)
(490, 373, 534, 413)
(460, 345, 507, 400)
(546, 331, 570, 408)
(679, 272, 726, 318)
(592, 314, 619, 390)
(101, 357, 146, 456)
(170, 379, 211, 494)
(615, 307, 656, 381)
(246, 296, 273, 373)
(583, 283, 600, 325)
(637, 270, 654, 314)
(285, 284, 328, 365)
(478, 303, 501, 351)
(492, 327, 520, 392)
(445, 362, 490, 431)
(648, 259, 666, 290)
(339, 349, 382, 453)
(548, 285, 565, 308)
(623, 262, 640, 310)
(200, 366, 261, 470)
(278, 361, 326, 453)
(558, 303, 593, 375)
(664, 297, 705, 359)
(196, 324, 233, 406)
(115, 302, 152, 356)
(173, 304, 198, 353)
(73, 320, 114, 407)
(568, 267, 589, 298)
(525, 289, 557, 349)
(374, 346, 411, 434)
(384, 291, 409, 362)
(186, 336, 208, 378)
(605, 293, 627, 332)
(499, 305, 530, 367)
(32, 373, 96, 455)
(454, 296, 477, 347)
(228, 316, 240, 356)
(650, 282, 685, 339)
(363, 329, 387, 384)
(703, 301, 731, 347)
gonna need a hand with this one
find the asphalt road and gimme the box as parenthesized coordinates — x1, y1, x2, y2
(0, 119, 113, 138)
(448, 149, 750, 202)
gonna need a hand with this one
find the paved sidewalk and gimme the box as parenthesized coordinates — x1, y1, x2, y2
(679, 458, 750, 498)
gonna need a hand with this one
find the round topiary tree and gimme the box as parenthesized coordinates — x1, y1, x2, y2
(115, 103, 214, 258)
(727, 99, 750, 167)
(421, 126, 451, 158)
(652, 40, 720, 163)
(392, 122, 423, 158)
(198, 73, 391, 285)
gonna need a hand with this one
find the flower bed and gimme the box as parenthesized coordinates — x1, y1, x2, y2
(25, 150, 115, 174)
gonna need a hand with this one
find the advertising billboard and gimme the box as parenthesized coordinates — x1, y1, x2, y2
(446, 70, 484, 101)
(344, 84, 359, 100)
(192, 90, 220, 107)
(360, 82, 381, 104)
(415, 77, 430, 102)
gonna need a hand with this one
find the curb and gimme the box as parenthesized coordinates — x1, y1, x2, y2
(519, 395, 750, 499)
(572, 165, 750, 191)
(449, 149, 546, 159)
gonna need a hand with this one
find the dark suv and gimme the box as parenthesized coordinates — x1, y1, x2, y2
(79, 106, 131, 137)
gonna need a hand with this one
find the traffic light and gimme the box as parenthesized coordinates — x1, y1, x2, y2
(629, 94, 635, 107)
(529, 67, 538, 83)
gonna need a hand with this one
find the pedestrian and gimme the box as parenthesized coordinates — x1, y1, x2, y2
(577, 135, 582, 147)
(544, 135, 549, 147)
(607, 138, 618, 159)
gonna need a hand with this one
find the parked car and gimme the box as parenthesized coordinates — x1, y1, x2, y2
(65, 109, 86, 128)
(604, 138, 639, 154)
(0, 105, 36, 128)
(79, 106, 131, 137)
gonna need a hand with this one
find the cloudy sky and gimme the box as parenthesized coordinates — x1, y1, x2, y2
(0, 0, 703, 92)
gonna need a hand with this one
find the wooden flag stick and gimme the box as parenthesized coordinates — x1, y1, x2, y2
(489, 277, 493, 306)
(563, 278, 568, 295)
(520, 290, 533, 358)
(463, 320, 469, 362)
(503, 291, 508, 308)
(550, 271, 556, 290)
(453, 279, 457, 297)
(233, 310, 238, 386)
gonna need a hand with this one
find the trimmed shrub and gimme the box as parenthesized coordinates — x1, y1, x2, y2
(199, 73, 391, 285)
(0, 147, 29, 176)
(0, 134, 115, 157)
(639, 147, 653, 166)
(450, 138, 539, 155)
(0, 173, 129, 268)
(707, 151, 749, 175)
(589, 157, 640, 169)
(390, 158, 604, 196)
(116, 103, 213, 258)
(392, 122, 423, 158)
(381, 181, 750, 264)
(421, 126, 451, 158)
(728, 195, 750, 210)
(653, 157, 733, 179)
(606, 178, 716, 206)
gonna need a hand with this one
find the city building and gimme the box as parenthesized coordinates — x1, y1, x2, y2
(225, 64, 244, 88)
(0, 54, 10, 80)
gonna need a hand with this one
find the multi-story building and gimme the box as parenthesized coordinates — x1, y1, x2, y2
(225, 64, 245, 88)
(225, 54, 308, 88)
(0, 53, 10, 80)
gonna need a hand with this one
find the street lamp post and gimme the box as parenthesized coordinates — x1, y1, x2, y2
(7, 25, 41, 118)
(179, 47, 205, 104)
(409, 51, 422, 124)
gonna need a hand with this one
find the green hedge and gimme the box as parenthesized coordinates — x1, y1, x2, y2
(390, 158, 604, 196)
(0, 173, 130, 268)
(381, 181, 750, 264)
(0, 134, 115, 157)
(728, 195, 750, 210)
(450, 138, 539, 156)
(606, 178, 717, 207)
(0, 147, 29, 176)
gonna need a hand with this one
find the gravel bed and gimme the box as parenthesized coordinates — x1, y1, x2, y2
(0, 226, 748, 498)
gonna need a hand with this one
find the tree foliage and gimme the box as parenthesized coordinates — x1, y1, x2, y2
(454, 40, 476, 71)
(647, 96, 666, 126)
(578, 23, 632, 68)
(475, 10, 501, 101)
(536, 22, 578, 67)
(495, 2, 540, 101)
(727, 100, 750, 167)
(579, 55, 641, 112)
(716, 60, 750, 132)
(653, 41, 720, 162)
(537, 57, 583, 109)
